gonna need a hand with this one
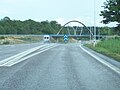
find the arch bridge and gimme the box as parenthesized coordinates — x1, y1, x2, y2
(55, 20, 94, 40)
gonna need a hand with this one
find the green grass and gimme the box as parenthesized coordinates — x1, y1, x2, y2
(86, 38, 120, 62)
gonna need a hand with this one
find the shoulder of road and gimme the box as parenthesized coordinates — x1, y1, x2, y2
(80, 45, 120, 74)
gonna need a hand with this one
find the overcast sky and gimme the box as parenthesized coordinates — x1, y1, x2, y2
(0, 0, 116, 26)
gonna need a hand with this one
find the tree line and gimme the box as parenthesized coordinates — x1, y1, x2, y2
(0, 16, 118, 36)
(0, 17, 61, 35)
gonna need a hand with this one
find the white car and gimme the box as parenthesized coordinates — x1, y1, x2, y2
(43, 35, 50, 43)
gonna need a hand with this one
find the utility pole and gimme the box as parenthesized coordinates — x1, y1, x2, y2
(93, 0, 96, 47)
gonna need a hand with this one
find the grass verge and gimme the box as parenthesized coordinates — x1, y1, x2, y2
(86, 38, 120, 62)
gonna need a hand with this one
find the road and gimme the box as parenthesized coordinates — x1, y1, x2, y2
(0, 43, 120, 90)
(0, 43, 43, 60)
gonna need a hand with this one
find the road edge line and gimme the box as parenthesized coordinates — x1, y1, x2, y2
(79, 45, 120, 74)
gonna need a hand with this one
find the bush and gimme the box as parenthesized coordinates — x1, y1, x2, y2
(0, 36, 5, 39)
(3, 41, 10, 44)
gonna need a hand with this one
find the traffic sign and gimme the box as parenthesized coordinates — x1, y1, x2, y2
(64, 35, 68, 38)
(63, 35, 68, 42)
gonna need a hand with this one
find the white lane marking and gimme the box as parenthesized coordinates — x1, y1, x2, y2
(1, 45, 49, 65)
(79, 45, 120, 74)
(0, 44, 47, 64)
(0, 44, 51, 65)
(4, 45, 58, 67)
(0, 44, 58, 67)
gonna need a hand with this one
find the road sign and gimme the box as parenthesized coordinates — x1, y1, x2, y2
(64, 35, 68, 41)
(64, 35, 68, 38)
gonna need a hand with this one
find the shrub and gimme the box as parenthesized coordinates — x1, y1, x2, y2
(3, 41, 10, 44)
(0, 36, 5, 39)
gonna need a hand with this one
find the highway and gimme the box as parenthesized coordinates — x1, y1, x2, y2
(0, 43, 44, 60)
(0, 43, 120, 90)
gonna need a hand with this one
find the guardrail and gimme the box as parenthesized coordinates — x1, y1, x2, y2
(0, 34, 119, 38)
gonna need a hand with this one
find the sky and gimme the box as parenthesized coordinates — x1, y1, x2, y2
(0, 0, 117, 26)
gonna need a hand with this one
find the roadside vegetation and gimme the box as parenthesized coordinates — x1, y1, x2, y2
(86, 37, 120, 62)
(0, 17, 61, 35)
(0, 36, 43, 45)
(86, 0, 120, 62)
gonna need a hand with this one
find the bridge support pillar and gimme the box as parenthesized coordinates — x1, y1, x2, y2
(74, 30, 77, 35)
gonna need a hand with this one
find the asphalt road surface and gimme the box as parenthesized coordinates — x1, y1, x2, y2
(0, 43, 120, 90)
(0, 43, 43, 60)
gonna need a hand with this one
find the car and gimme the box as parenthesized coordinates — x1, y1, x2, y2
(43, 35, 50, 43)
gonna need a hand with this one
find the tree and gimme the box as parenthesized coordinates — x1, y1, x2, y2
(0, 17, 62, 35)
(100, 26, 113, 35)
(50, 21, 61, 34)
(100, 0, 120, 34)
(0, 25, 6, 34)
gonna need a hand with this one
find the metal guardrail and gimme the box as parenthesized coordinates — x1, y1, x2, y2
(0, 34, 119, 38)
(0, 34, 44, 37)
(0, 34, 100, 36)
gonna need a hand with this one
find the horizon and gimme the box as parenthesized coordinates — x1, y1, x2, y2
(0, 16, 116, 27)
